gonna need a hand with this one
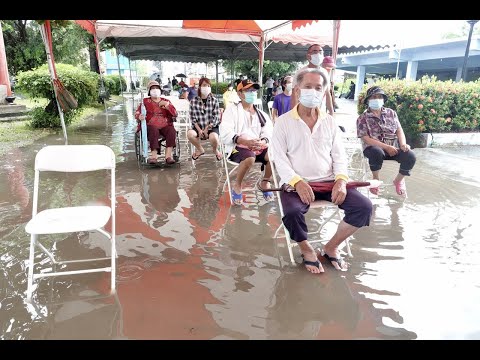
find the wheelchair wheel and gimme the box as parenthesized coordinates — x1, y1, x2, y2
(173, 132, 181, 162)
(134, 131, 142, 163)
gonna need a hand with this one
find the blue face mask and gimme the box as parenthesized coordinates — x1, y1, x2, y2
(369, 98, 384, 110)
(244, 91, 257, 104)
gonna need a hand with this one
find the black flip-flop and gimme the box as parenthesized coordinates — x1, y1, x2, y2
(191, 151, 205, 161)
(301, 254, 324, 273)
(322, 252, 347, 271)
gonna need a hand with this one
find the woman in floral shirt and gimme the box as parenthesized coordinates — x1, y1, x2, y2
(356, 86, 416, 196)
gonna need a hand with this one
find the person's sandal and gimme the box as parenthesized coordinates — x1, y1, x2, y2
(165, 157, 176, 165)
(257, 178, 274, 201)
(231, 188, 243, 206)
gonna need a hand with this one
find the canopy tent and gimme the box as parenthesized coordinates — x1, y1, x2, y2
(90, 20, 380, 61)
(82, 20, 384, 89)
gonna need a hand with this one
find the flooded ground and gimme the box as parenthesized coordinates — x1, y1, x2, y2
(1, 98, 480, 339)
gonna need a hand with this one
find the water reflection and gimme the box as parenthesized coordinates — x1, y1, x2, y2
(1, 100, 480, 339)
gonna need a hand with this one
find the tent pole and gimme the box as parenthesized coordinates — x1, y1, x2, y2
(0, 22, 13, 97)
(215, 59, 219, 95)
(40, 21, 68, 145)
(258, 33, 265, 103)
(93, 21, 107, 114)
(115, 47, 125, 111)
(331, 20, 341, 100)
(128, 57, 134, 102)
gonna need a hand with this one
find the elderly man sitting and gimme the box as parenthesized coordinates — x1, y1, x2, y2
(271, 68, 373, 273)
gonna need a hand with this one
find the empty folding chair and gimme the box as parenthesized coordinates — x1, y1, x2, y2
(267, 101, 274, 120)
(170, 98, 192, 152)
(25, 145, 116, 302)
(253, 98, 263, 111)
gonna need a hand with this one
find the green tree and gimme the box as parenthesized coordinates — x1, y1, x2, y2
(2, 20, 45, 75)
(442, 22, 480, 39)
(234, 59, 298, 82)
(2, 20, 113, 76)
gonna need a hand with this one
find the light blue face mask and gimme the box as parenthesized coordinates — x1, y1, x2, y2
(369, 98, 384, 110)
(244, 91, 257, 104)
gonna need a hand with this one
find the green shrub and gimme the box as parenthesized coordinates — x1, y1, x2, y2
(28, 106, 79, 128)
(211, 82, 230, 95)
(16, 63, 99, 107)
(357, 76, 480, 140)
(104, 74, 126, 95)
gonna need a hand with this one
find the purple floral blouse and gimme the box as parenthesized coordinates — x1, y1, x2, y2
(356, 107, 401, 150)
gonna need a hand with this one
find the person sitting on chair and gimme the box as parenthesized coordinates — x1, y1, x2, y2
(188, 77, 223, 162)
(219, 79, 275, 205)
(357, 86, 416, 196)
(271, 68, 373, 274)
(134, 80, 178, 165)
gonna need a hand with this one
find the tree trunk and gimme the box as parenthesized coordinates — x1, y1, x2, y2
(89, 45, 100, 74)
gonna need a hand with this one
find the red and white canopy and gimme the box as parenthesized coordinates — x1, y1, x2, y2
(78, 20, 322, 43)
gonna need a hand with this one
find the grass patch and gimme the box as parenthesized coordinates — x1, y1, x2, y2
(0, 121, 54, 156)
(15, 96, 49, 109)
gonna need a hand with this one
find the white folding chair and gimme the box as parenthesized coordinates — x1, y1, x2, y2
(343, 135, 369, 183)
(220, 140, 265, 205)
(269, 150, 352, 265)
(343, 136, 396, 198)
(25, 145, 116, 302)
(267, 101, 274, 120)
(254, 98, 263, 111)
(170, 98, 193, 153)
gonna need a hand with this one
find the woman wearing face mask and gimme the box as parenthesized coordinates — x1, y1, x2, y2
(134, 80, 178, 164)
(219, 79, 275, 205)
(272, 75, 293, 122)
(187, 77, 223, 161)
(272, 67, 372, 273)
(357, 86, 416, 196)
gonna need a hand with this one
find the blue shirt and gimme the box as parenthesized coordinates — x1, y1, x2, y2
(272, 93, 291, 117)
(187, 87, 198, 101)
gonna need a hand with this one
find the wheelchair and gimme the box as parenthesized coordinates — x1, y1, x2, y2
(134, 121, 181, 167)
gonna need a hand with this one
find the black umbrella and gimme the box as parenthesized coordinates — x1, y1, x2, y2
(175, 73, 187, 78)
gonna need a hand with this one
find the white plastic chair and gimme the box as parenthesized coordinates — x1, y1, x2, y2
(253, 98, 263, 111)
(267, 101, 274, 120)
(269, 150, 352, 264)
(25, 145, 116, 302)
(170, 98, 192, 152)
(219, 140, 265, 205)
(343, 135, 369, 183)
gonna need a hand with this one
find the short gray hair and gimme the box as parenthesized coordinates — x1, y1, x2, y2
(296, 67, 330, 91)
